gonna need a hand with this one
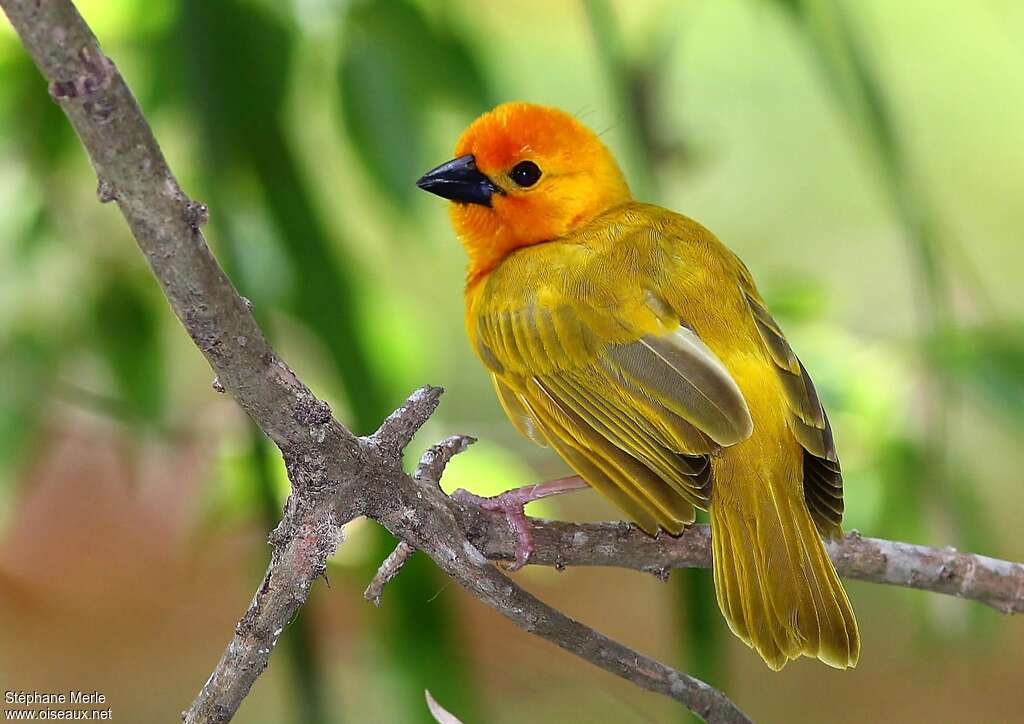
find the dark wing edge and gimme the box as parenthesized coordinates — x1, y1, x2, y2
(742, 286, 845, 538)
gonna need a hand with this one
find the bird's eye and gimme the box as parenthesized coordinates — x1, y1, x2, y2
(509, 160, 542, 188)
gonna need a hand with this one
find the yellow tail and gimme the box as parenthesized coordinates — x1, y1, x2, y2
(710, 492, 860, 670)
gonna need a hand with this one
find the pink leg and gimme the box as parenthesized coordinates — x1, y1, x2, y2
(452, 475, 589, 570)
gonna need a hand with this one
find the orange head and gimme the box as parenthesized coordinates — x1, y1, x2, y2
(417, 102, 631, 282)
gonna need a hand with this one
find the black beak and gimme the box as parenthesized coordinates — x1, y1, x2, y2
(416, 154, 504, 207)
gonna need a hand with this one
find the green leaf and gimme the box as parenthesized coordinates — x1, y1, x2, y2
(91, 272, 166, 424)
(177, 0, 296, 165)
(177, 0, 392, 432)
(931, 325, 1024, 424)
(0, 332, 56, 483)
(337, 0, 491, 209)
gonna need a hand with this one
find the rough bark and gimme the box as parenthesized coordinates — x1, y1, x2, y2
(460, 516, 1024, 614)
(0, 3, 751, 721)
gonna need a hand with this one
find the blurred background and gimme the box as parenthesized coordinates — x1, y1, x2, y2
(1, 0, 1023, 721)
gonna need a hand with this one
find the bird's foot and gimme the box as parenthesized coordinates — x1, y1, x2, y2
(451, 475, 588, 570)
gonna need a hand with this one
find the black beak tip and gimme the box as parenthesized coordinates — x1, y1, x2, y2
(416, 154, 501, 207)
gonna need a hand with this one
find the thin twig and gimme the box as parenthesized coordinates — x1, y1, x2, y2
(371, 385, 444, 457)
(415, 435, 478, 484)
(364, 435, 480, 607)
(364, 541, 415, 607)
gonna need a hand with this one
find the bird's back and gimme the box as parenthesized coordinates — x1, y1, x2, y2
(465, 202, 760, 371)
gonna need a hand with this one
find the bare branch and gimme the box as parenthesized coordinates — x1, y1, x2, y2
(369, 471, 752, 724)
(415, 434, 477, 484)
(364, 436, 477, 608)
(364, 541, 416, 607)
(187, 506, 345, 723)
(459, 513, 1024, 614)
(371, 385, 444, 457)
(5, 4, 1018, 724)
(826, 533, 1024, 614)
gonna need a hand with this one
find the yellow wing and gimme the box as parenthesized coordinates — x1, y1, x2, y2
(469, 212, 753, 534)
(739, 272, 845, 538)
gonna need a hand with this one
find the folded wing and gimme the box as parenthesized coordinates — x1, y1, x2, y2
(478, 297, 752, 534)
(741, 279, 845, 538)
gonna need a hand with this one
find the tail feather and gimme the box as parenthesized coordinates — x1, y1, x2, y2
(710, 493, 859, 670)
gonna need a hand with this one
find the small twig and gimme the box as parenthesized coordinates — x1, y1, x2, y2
(371, 385, 444, 457)
(415, 434, 477, 484)
(364, 541, 415, 607)
(364, 435, 478, 607)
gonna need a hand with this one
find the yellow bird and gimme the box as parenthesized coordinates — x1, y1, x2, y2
(417, 101, 859, 671)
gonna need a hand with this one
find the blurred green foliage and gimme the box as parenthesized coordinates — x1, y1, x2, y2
(338, 0, 493, 209)
(1, 0, 1023, 722)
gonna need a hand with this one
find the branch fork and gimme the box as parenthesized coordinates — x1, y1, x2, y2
(365, 433, 478, 607)
(2, 3, 1020, 724)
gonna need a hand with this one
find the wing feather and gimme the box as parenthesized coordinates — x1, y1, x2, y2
(540, 371, 712, 508)
(526, 377, 696, 533)
(741, 280, 845, 538)
(492, 375, 548, 447)
(605, 329, 752, 446)
(479, 312, 749, 529)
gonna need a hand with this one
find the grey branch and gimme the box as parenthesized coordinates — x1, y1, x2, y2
(364, 541, 415, 607)
(371, 385, 444, 457)
(461, 515, 1024, 614)
(3, 3, 1020, 724)
(365, 436, 480, 607)
(415, 434, 478, 484)
(365, 421, 751, 723)
(189, 508, 345, 722)
(0, 2, 748, 722)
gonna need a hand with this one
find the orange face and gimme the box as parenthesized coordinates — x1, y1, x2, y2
(418, 102, 631, 282)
